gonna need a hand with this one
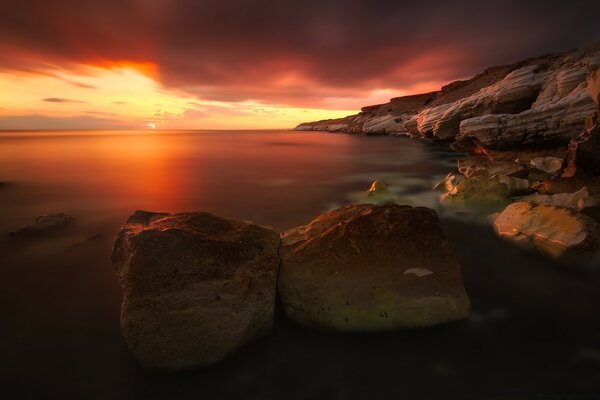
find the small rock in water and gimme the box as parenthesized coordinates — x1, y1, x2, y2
(530, 156, 564, 177)
(9, 212, 75, 237)
(494, 202, 600, 268)
(492, 175, 532, 195)
(440, 176, 511, 211)
(112, 211, 280, 372)
(278, 204, 470, 332)
(457, 158, 528, 179)
(520, 187, 590, 210)
(348, 179, 404, 205)
(71, 234, 104, 249)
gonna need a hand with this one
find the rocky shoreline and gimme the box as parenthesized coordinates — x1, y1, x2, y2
(296, 42, 600, 267)
(106, 44, 600, 374)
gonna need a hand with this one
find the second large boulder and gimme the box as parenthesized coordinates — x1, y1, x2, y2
(278, 204, 470, 332)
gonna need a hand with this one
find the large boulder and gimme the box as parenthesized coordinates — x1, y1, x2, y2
(278, 204, 470, 332)
(494, 202, 600, 268)
(111, 210, 280, 371)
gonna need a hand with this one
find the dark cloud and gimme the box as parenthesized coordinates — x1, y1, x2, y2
(42, 97, 87, 103)
(1, 0, 599, 107)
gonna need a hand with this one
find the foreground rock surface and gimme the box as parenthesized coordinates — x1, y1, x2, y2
(278, 204, 470, 332)
(494, 202, 600, 268)
(111, 210, 280, 371)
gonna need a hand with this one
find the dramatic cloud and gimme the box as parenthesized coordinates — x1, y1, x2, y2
(0, 0, 598, 109)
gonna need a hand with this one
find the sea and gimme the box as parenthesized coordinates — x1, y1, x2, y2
(1, 129, 599, 399)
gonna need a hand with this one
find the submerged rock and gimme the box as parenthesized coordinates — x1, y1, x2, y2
(494, 202, 600, 268)
(278, 204, 470, 332)
(9, 212, 75, 237)
(440, 176, 511, 210)
(348, 180, 403, 205)
(111, 211, 280, 371)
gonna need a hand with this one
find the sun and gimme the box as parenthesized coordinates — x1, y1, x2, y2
(148, 123, 156, 130)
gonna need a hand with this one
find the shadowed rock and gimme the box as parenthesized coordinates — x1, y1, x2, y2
(111, 211, 280, 372)
(278, 204, 470, 332)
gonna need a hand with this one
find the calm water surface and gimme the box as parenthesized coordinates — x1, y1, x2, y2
(1, 130, 599, 399)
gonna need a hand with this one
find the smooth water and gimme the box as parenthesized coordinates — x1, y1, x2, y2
(1, 130, 599, 399)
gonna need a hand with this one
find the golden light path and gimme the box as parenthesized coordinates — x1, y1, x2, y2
(0, 64, 365, 130)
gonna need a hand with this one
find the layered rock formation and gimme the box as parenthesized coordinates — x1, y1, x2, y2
(112, 211, 280, 371)
(296, 43, 600, 152)
(278, 204, 470, 332)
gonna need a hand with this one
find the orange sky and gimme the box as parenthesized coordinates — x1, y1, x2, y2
(0, 1, 597, 130)
(0, 64, 376, 130)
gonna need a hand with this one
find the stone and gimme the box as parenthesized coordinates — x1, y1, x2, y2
(9, 212, 75, 237)
(494, 202, 600, 268)
(529, 156, 564, 177)
(278, 204, 471, 332)
(565, 122, 600, 177)
(349, 180, 399, 205)
(493, 175, 532, 195)
(537, 177, 600, 195)
(440, 176, 511, 210)
(111, 211, 280, 371)
(519, 187, 590, 210)
(457, 158, 528, 179)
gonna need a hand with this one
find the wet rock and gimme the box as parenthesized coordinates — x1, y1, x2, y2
(440, 176, 511, 210)
(530, 156, 564, 177)
(348, 180, 402, 205)
(9, 212, 75, 237)
(457, 158, 528, 179)
(494, 202, 600, 268)
(493, 175, 532, 195)
(537, 177, 600, 195)
(525, 168, 552, 182)
(520, 187, 590, 210)
(111, 211, 280, 371)
(278, 204, 470, 332)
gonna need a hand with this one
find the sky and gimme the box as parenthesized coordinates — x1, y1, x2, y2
(0, 0, 599, 130)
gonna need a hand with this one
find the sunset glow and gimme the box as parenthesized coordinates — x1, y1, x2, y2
(0, 65, 361, 129)
(1, 0, 598, 130)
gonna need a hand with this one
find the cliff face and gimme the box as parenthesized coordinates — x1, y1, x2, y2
(295, 43, 600, 153)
